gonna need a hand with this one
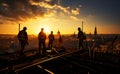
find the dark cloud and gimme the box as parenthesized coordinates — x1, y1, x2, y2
(0, 0, 46, 24)
(32, 0, 55, 6)
(32, 0, 43, 2)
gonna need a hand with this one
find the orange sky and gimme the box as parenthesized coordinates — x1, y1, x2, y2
(0, 0, 120, 35)
(0, 17, 119, 35)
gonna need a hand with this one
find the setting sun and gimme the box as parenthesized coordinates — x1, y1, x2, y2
(40, 25, 51, 34)
(44, 27, 50, 34)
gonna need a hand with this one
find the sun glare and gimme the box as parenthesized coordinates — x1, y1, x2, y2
(44, 27, 50, 33)
(41, 25, 50, 34)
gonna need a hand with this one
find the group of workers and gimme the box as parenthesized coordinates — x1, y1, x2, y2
(17, 26, 85, 56)
(17, 27, 61, 55)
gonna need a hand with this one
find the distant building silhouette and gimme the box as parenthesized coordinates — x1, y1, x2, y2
(94, 26, 97, 36)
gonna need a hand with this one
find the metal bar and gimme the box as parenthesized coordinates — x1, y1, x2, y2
(37, 65, 54, 74)
(14, 50, 78, 72)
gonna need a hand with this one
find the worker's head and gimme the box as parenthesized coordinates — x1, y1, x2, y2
(51, 31, 53, 34)
(41, 28, 44, 32)
(78, 27, 81, 31)
(23, 27, 27, 31)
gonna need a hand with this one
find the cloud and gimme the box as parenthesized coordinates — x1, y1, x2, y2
(0, 0, 80, 25)
(30, 0, 70, 14)
(0, 0, 45, 24)
(45, 0, 52, 2)
(57, 5, 70, 14)
(71, 8, 80, 15)
(70, 16, 79, 21)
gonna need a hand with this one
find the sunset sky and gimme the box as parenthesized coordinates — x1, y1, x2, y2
(0, 0, 120, 35)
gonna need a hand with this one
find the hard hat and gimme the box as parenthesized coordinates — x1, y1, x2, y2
(23, 27, 27, 30)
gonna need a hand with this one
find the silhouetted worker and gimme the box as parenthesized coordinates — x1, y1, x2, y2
(58, 35, 63, 47)
(77, 27, 85, 50)
(17, 27, 28, 55)
(48, 31, 55, 49)
(38, 28, 46, 55)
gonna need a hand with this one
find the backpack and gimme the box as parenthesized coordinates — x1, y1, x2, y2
(18, 31, 26, 40)
(78, 31, 86, 40)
